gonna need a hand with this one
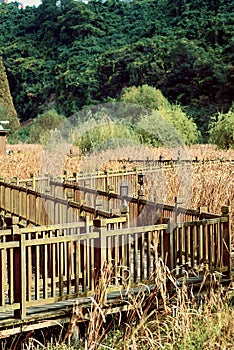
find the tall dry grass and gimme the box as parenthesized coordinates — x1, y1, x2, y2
(16, 261, 234, 349)
(59, 259, 234, 350)
(2, 143, 233, 227)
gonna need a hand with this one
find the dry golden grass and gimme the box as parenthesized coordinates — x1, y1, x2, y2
(2, 144, 43, 179)
(2, 143, 233, 225)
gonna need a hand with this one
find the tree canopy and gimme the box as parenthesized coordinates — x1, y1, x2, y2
(0, 0, 233, 142)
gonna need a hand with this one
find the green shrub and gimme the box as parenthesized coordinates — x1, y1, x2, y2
(30, 109, 65, 144)
(8, 123, 32, 144)
(121, 84, 169, 111)
(209, 107, 234, 149)
(73, 119, 140, 153)
(119, 85, 199, 145)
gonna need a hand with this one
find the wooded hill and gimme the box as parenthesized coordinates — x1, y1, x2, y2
(0, 0, 233, 141)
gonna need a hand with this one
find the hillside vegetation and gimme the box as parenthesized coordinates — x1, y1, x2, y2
(0, 0, 233, 142)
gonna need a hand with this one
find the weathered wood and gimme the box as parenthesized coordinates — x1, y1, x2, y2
(0, 178, 231, 327)
(221, 206, 231, 279)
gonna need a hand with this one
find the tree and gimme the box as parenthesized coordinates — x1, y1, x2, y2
(0, 57, 19, 136)
(0, 0, 233, 138)
(121, 85, 168, 111)
(209, 107, 234, 149)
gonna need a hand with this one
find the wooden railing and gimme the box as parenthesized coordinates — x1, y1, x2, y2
(0, 180, 223, 230)
(0, 207, 231, 320)
(1, 159, 233, 198)
(51, 180, 220, 224)
(0, 178, 231, 321)
(0, 182, 124, 226)
(0, 216, 127, 319)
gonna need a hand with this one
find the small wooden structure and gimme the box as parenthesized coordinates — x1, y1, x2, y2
(0, 121, 9, 154)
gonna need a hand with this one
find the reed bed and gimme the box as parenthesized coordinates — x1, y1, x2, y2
(14, 261, 234, 350)
(1, 143, 233, 228)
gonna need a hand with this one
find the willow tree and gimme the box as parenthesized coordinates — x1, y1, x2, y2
(0, 57, 20, 135)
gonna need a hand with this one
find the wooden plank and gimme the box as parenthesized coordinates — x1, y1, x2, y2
(43, 231, 48, 299)
(101, 224, 168, 238)
(35, 232, 40, 301)
(13, 226, 21, 319)
(26, 233, 32, 302)
(190, 225, 195, 268)
(59, 241, 64, 297)
(8, 247, 14, 304)
(146, 231, 151, 278)
(0, 238, 6, 306)
(75, 240, 80, 293)
(20, 233, 26, 319)
(177, 217, 228, 228)
(178, 227, 183, 268)
(90, 238, 95, 291)
(184, 225, 189, 268)
(139, 232, 144, 280)
(133, 234, 138, 283)
(221, 206, 231, 278)
(51, 239, 56, 299)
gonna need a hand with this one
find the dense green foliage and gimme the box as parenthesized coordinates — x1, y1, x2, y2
(0, 57, 19, 136)
(68, 85, 199, 152)
(120, 85, 200, 145)
(209, 105, 234, 149)
(0, 0, 233, 142)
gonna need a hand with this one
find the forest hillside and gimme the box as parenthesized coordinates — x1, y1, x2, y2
(0, 0, 233, 141)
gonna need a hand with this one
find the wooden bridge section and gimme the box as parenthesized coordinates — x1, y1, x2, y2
(0, 171, 232, 338)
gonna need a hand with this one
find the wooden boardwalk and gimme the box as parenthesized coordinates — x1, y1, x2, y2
(0, 173, 232, 338)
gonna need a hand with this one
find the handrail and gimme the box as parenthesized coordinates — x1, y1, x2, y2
(0, 203, 230, 320)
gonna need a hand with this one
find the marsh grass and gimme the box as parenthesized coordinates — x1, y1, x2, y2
(14, 259, 234, 350)
(2, 144, 234, 349)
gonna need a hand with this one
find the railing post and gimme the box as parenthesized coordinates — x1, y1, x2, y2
(93, 219, 107, 282)
(13, 225, 26, 319)
(104, 170, 109, 192)
(174, 196, 183, 223)
(199, 206, 208, 219)
(221, 206, 231, 279)
(164, 219, 174, 272)
(120, 205, 129, 228)
(30, 173, 36, 191)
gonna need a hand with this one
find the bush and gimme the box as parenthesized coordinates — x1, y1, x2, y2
(73, 116, 140, 153)
(209, 107, 234, 149)
(119, 85, 200, 145)
(121, 84, 169, 110)
(30, 109, 65, 144)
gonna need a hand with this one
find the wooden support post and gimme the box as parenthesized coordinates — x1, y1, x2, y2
(164, 219, 174, 272)
(104, 170, 109, 192)
(174, 197, 183, 223)
(13, 225, 26, 319)
(93, 219, 107, 282)
(0, 234, 6, 306)
(221, 206, 231, 279)
(120, 206, 129, 228)
(199, 206, 208, 219)
(30, 173, 36, 191)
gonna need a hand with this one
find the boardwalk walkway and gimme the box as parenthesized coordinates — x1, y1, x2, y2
(0, 174, 232, 338)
